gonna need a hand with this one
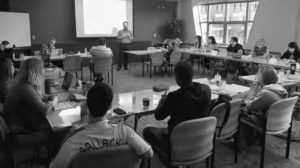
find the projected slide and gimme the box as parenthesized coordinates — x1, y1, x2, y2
(75, 0, 133, 37)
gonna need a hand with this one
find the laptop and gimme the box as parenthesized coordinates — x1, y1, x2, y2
(51, 72, 74, 93)
(51, 48, 63, 57)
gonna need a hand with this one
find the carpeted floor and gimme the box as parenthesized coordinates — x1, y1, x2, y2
(1, 62, 298, 168)
(87, 62, 300, 168)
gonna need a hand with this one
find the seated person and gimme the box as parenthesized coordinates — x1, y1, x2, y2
(3, 57, 57, 147)
(281, 42, 300, 63)
(143, 61, 211, 162)
(203, 36, 218, 71)
(225, 37, 245, 80)
(234, 66, 288, 122)
(227, 37, 244, 56)
(40, 37, 56, 56)
(206, 36, 218, 52)
(1, 41, 13, 60)
(234, 66, 287, 146)
(252, 38, 269, 58)
(0, 57, 14, 104)
(190, 35, 204, 67)
(50, 83, 153, 168)
(90, 37, 113, 82)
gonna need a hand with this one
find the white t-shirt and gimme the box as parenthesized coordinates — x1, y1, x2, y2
(50, 119, 151, 168)
(90, 45, 113, 58)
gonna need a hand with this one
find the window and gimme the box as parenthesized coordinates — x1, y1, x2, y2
(193, 1, 259, 45)
(226, 24, 245, 44)
(209, 24, 224, 43)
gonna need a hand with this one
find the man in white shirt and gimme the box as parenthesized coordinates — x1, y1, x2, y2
(50, 83, 153, 168)
(117, 21, 133, 71)
(90, 38, 113, 82)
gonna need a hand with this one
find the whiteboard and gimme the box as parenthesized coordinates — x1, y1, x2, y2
(0, 12, 31, 47)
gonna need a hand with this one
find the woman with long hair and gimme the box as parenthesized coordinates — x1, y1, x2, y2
(281, 42, 300, 63)
(252, 38, 269, 58)
(0, 57, 14, 104)
(3, 57, 56, 140)
(206, 36, 218, 51)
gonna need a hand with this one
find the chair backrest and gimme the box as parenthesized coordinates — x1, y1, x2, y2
(92, 56, 112, 73)
(266, 96, 298, 133)
(210, 99, 243, 138)
(170, 116, 217, 166)
(63, 56, 82, 72)
(41, 55, 50, 67)
(70, 145, 141, 168)
(170, 50, 181, 65)
(150, 52, 164, 66)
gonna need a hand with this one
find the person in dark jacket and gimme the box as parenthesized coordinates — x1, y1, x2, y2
(143, 61, 211, 162)
(0, 57, 14, 104)
(281, 42, 300, 63)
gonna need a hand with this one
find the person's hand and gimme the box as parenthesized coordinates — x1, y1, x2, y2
(49, 96, 59, 107)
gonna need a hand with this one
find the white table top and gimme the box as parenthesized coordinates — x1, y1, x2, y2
(46, 78, 249, 129)
(125, 49, 167, 56)
(50, 54, 92, 61)
(239, 74, 300, 87)
(180, 48, 295, 70)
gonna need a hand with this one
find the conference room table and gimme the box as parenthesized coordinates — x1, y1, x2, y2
(180, 48, 298, 70)
(125, 48, 168, 78)
(50, 53, 92, 61)
(46, 78, 249, 131)
(239, 73, 300, 88)
(13, 53, 92, 62)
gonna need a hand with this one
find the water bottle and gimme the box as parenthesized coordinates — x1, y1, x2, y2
(290, 61, 296, 75)
(132, 91, 136, 104)
(214, 72, 222, 86)
(84, 48, 87, 54)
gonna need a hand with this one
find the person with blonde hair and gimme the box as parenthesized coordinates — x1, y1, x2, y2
(252, 38, 269, 58)
(3, 57, 57, 144)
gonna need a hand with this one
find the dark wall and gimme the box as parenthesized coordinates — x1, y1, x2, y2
(0, 0, 9, 11)
(9, 0, 177, 45)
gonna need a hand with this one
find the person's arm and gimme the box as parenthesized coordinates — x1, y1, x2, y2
(124, 125, 153, 159)
(248, 90, 267, 113)
(281, 51, 289, 60)
(117, 31, 125, 40)
(23, 85, 50, 116)
(202, 85, 212, 116)
(128, 31, 134, 41)
(237, 48, 244, 56)
(154, 93, 172, 120)
(263, 47, 270, 58)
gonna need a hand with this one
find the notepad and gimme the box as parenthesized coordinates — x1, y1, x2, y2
(55, 101, 76, 111)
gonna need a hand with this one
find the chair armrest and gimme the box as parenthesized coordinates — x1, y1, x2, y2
(248, 111, 266, 119)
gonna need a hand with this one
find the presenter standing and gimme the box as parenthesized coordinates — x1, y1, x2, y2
(117, 21, 133, 71)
